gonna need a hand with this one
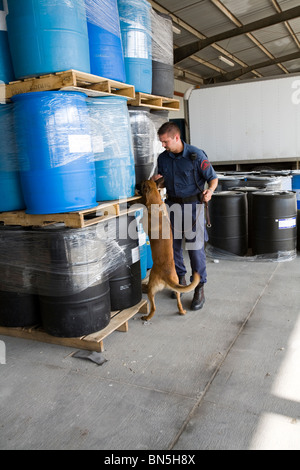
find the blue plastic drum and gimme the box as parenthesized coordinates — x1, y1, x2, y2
(12, 91, 97, 214)
(85, 0, 125, 82)
(118, 0, 152, 93)
(0, 2, 14, 83)
(0, 103, 25, 211)
(6, 0, 90, 79)
(87, 95, 136, 201)
(292, 173, 300, 209)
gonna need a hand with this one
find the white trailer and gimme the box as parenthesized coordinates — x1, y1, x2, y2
(187, 74, 300, 170)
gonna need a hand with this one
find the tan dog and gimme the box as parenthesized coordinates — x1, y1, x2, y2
(140, 179, 200, 321)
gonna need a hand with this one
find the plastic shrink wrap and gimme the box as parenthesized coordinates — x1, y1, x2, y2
(0, 0, 14, 83)
(11, 91, 97, 214)
(87, 95, 136, 201)
(118, 0, 152, 93)
(85, 0, 126, 82)
(6, 0, 90, 79)
(0, 103, 25, 211)
(150, 8, 174, 97)
(129, 107, 164, 184)
(0, 211, 143, 297)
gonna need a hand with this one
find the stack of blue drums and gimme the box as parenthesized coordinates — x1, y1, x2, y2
(118, 0, 152, 93)
(6, 0, 90, 78)
(87, 95, 136, 201)
(0, 103, 25, 211)
(85, 0, 125, 82)
(12, 91, 97, 214)
(0, 0, 14, 83)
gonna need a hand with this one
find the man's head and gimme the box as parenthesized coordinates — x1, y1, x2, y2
(158, 122, 183, 154)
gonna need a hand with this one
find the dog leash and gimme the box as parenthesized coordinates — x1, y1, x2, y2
(205, 201, 211, 228)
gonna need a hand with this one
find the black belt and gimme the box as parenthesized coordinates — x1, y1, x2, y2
(167, 193, 212, 227)
(167, 194, 203, 204)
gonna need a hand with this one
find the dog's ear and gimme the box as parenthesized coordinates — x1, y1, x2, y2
(140, 180, 150, 196)
(155, 176, 165, 189)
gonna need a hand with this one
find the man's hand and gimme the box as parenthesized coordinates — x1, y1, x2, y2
(151, 174, 163, 182)
(202, 189, 213, 203)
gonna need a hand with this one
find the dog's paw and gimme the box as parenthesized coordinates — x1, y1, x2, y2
(141, 315, 150, 322)
(178, 309, 187, 316)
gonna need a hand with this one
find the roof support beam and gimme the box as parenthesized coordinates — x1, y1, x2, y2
(209, 51, 300, 83)
(174, 5, 300, 64)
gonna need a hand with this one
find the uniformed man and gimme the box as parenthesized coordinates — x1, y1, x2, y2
(153, 122, 218, 310)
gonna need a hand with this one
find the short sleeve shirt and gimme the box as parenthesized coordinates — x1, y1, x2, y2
(157, 141, 217, 198)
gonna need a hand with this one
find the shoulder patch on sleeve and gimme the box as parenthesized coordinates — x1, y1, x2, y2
(201, 159, 211, 171)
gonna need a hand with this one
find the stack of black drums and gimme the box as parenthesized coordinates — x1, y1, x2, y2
(0, 217, 143, 337)
(207, 190, 297, 257)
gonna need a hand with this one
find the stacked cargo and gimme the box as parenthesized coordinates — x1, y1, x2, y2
(0, 0, 180, 340)
(207, 170, 297, 260)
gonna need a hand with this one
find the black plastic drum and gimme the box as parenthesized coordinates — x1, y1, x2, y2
(39, 281, 111, 337)
(0, 226, 41, 327)
(151, 12, 174, 98)
(231, 187, 260, 251)
(36, 225, 111, 337)
(252, 191, 297, 255)
(207, 191, 248, 256)
(109, 213, 142, 310)
(0, 291, 40, 328)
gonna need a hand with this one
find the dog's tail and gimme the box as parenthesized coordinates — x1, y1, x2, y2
(166, 272, 201, 293)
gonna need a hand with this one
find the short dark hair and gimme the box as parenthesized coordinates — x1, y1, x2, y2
(158, 122, 181, 138)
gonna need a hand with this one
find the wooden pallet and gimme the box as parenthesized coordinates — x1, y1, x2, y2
(4, 69, 135, 100)
(128, 92, 180, 111)
(0, 299, 148, 353)
(0, 196, 142, 229)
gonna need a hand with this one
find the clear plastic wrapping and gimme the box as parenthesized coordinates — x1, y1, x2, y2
(6, 0, 90, 79)
(129, 107, 164, 183)
(118, 0, 152, 60)
(0, 103, 19, 171)
(87, 95, 136, 200)
(0, 213, 142, 296)
(206, 244, 297, 263)
(11, 91, 95, 169)
(150, 8, 173, 65)
(85, 0, 122, 36)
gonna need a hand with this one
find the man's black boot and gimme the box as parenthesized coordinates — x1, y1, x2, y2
(190, 282, 205, 310)
(171, 275, 186, 299)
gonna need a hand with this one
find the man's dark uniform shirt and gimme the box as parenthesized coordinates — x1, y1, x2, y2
(157, 141, 217, 199)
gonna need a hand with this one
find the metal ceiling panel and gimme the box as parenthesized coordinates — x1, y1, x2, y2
(255, 64, 287, 76)
(278, 0, 300, 11)
(155, 0, 205, 13)
(216, 34, 262, 54)
(150, 0, 300, 85)
(221, 0, 275, 24)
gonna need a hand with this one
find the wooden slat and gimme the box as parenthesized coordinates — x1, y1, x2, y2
(5, 69, 135, 100)
(129, 92, 180, 111)
(0, 299, 149, 353)
(0, 196, 142, 228)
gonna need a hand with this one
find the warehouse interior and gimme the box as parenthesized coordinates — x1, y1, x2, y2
(0, 0, 300, 451)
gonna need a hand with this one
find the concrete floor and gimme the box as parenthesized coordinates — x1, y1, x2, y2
(1, 251, 300, 451)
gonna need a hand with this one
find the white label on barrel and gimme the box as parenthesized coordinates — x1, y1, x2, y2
(131, 246, 140, 263)
(0, 11, 7, 31)
(68, 135, 92, 153)
(138, 232, 147, 246)
(278, 217, 296, 229)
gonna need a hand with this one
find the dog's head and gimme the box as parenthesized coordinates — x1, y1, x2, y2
(140, 179, 157, 196)
(140, 178, 164, 205)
